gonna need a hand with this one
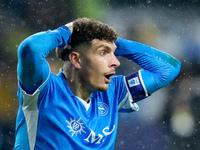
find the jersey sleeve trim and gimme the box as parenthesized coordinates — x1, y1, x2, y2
(118, 92, 139, 112)
(17, 66, 51, 150)
(22, 90, 39, 150)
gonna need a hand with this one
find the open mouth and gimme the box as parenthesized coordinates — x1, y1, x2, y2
(105, 74, 112, 80)
(104, 73, 115, 82)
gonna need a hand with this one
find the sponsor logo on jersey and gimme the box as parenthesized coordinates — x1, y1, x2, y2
(98, 102, 109, 116)
(128, 77, 140, 87)
(66, 117, 115, 144)
(84, 125, 115, 144)
(66, 118, 86, 136)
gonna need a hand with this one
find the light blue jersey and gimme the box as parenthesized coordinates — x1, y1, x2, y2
(14, 25, 181, 150)
(15, 68, 146, 150)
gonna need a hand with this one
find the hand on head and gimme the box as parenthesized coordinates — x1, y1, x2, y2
(65, 22, 73, 34)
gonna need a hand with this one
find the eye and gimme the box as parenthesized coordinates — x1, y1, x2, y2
(100, 50, 106, 56)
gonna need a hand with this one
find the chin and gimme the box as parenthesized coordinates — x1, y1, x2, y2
(98, 85, 109, 92)
(90, 82, 109, 92)
(99, 88, 107, 92)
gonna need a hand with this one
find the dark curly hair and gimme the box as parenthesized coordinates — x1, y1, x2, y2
(61, 18, 118, 61)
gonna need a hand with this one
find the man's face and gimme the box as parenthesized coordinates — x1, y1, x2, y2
(79, 39, 120, 92)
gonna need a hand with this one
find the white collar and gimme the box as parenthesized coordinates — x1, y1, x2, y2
(75, 96, 91, 111)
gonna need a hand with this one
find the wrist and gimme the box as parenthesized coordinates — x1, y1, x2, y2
(55, 26, 72, 48)
(115, 37, 130, 56)
(65, 22, 73, 34)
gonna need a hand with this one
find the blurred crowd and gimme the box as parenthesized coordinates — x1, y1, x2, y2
(1, 0, 200, 149)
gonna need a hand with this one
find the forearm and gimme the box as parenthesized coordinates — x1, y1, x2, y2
(17, 26, 71, 94)
(115, 37, 181, 94)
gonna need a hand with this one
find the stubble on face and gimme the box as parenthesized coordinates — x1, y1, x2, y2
(78, 39, 118, 92)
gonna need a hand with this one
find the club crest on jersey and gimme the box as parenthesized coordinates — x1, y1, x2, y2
(66, 118, 86, 136)
(128, 77, 140, 87)
(98, 102, 109, 116)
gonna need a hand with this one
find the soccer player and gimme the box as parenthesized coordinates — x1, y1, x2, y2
(14, 18, 181, 150)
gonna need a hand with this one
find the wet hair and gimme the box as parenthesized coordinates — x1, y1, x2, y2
(60, 18, 118, 61)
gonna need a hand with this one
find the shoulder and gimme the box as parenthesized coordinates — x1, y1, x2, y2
(46, 72, 65, 89)
(110, 75, 125, 85)
(36, 72, 64, 94)
(109, 75, 126, 91)
(95, 75, 127, 99)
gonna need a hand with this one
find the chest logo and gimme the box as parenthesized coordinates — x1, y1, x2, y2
(98, 102, 109, 116)
(66, 118, 86, 136)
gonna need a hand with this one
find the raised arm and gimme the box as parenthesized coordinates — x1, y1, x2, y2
(115, 37, 181, 95)
(17, 25, 72, 94)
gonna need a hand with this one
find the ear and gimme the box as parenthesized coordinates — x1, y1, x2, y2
(69, 52, 81, 69)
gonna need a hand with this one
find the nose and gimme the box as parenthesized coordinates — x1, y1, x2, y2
(110, 54, 120, 68)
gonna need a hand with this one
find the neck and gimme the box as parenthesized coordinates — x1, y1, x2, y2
(63, 62, 91, 103)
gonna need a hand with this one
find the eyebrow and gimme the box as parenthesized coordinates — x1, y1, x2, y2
(97, 44, 116, 52)
(98, 45, 111, 50)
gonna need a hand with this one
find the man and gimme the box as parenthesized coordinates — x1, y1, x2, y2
(15, 18, 181, 150)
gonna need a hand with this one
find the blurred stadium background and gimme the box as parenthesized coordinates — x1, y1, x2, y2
(1, 0, 200, 149)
